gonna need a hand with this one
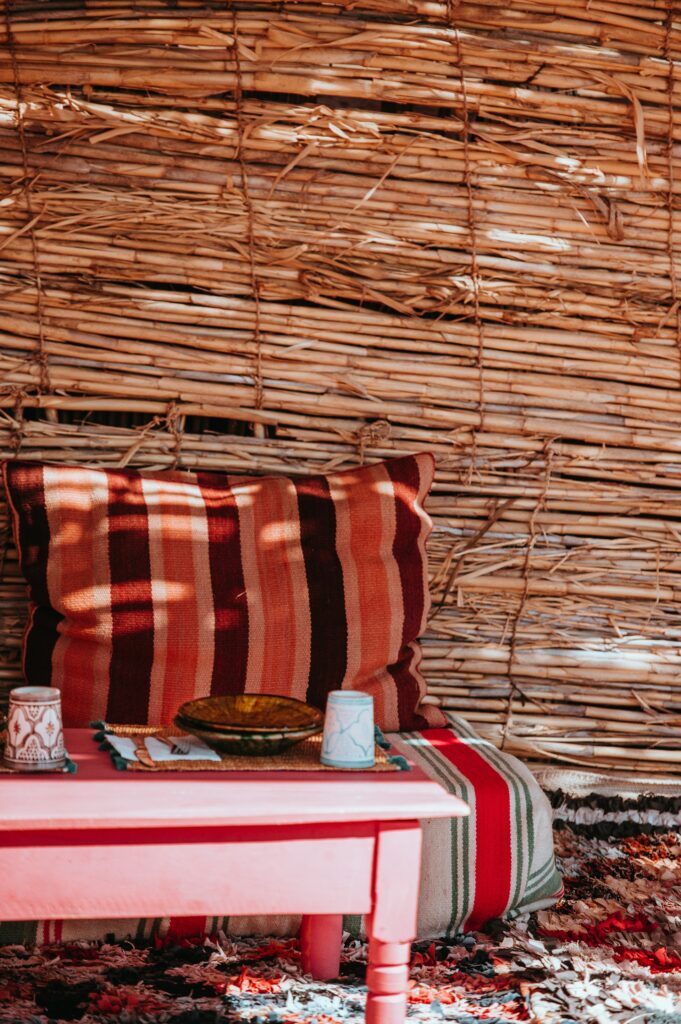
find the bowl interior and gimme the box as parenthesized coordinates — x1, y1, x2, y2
(176, 694, 324, 734)
(174, 715, 317, 756)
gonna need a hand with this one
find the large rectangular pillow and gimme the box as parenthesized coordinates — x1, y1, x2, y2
(3, 454, 445, 731)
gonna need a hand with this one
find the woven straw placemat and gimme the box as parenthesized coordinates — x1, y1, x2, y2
(94, 723, 405, 773)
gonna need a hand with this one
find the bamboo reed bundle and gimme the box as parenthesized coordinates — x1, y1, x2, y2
(0, 0, 680, 776)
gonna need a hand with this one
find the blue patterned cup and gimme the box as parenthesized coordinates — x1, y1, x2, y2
(320, 691, 375, 769)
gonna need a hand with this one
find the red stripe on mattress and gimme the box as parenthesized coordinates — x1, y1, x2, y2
(425, 728, 512, 931)
(166, 917, 209, 942)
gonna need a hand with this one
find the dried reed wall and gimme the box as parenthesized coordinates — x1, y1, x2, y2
(1, 0, 680, 774)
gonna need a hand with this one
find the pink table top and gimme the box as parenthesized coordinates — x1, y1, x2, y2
(0, 729, 469, 831)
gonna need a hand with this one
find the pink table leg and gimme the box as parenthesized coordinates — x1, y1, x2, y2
(365, 821, 422, 1024)
(300, 913, 343, 980)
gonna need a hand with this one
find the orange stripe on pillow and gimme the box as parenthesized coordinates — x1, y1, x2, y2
(143, 476, 204, 723)
(85, 469, 114, 725)
(279, 477, 311, 700)
(44, 466, 114, 726)
(250, 476, 299, 697)
(234, 480, 267, 694)
(141, 475, 170, 724)
(161, 478, 201, 720)
(188, 483, 216, 699)
(333, 463, 392, 725)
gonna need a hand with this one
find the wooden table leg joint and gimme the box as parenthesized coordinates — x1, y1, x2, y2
(366, 961, 410, 994)
(365, 822, 422, 1024)
(366, 937, 413, 1024)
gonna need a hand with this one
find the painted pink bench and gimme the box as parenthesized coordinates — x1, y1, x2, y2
(0, 730, 468, 1024)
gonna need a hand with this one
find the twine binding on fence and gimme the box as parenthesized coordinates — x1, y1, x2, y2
(501, 442, 554, 750)
(3, 3, 50, 398)
(450, 14, 486, 483)
(664, 1, 681, 383)
(231, 6, 265, 434)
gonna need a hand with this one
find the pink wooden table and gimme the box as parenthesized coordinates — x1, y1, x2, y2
(0, 729, 468, 1024)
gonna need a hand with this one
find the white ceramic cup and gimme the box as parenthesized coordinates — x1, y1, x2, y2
(320, 690, 375, 769)
(3, 686, 66, 772)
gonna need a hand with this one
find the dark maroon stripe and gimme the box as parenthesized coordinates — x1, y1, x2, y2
(3, 461, 62, 684)
(196, 471, 249, 696)
(387, 651, 429, 730)
(295, 474, 347, 710)
(105, 469, 154, 723)
(3, 462, 52, 606)
(386, 455, 428, 643)
(25, 605, 64, 686)
(385, 455, 430, 728)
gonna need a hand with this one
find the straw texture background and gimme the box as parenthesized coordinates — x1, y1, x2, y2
(0, 0, 680, 775)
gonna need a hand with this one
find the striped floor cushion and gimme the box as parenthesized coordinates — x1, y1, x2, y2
(385, 714, 562, 937)
(0, 716, 561, 945)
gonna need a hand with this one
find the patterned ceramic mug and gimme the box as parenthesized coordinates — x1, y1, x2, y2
(3, 686, 65, 772)
(320, 690, 375, 769)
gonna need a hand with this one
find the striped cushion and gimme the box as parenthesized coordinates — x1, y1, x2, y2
(0, 715, 561, 945)
(3, 454, 444, 731)
(385, 714, 562, 937)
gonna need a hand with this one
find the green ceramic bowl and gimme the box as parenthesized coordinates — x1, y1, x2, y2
(174, 694, 324, 756)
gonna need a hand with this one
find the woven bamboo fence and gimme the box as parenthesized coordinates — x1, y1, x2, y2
(1, 0, 680, 775)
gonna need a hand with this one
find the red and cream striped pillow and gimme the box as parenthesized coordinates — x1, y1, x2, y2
(3, 454, 444, 731)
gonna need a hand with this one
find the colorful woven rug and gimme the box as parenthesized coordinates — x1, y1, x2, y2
(0, 792, 679, 1024)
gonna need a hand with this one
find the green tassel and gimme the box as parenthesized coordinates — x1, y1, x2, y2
(110, 753, 128, 771)
(374, 725, 391, 750)
(63, 755, 78, 774)
(387, 753, 409, 770)
(91, 721, 111, 744)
